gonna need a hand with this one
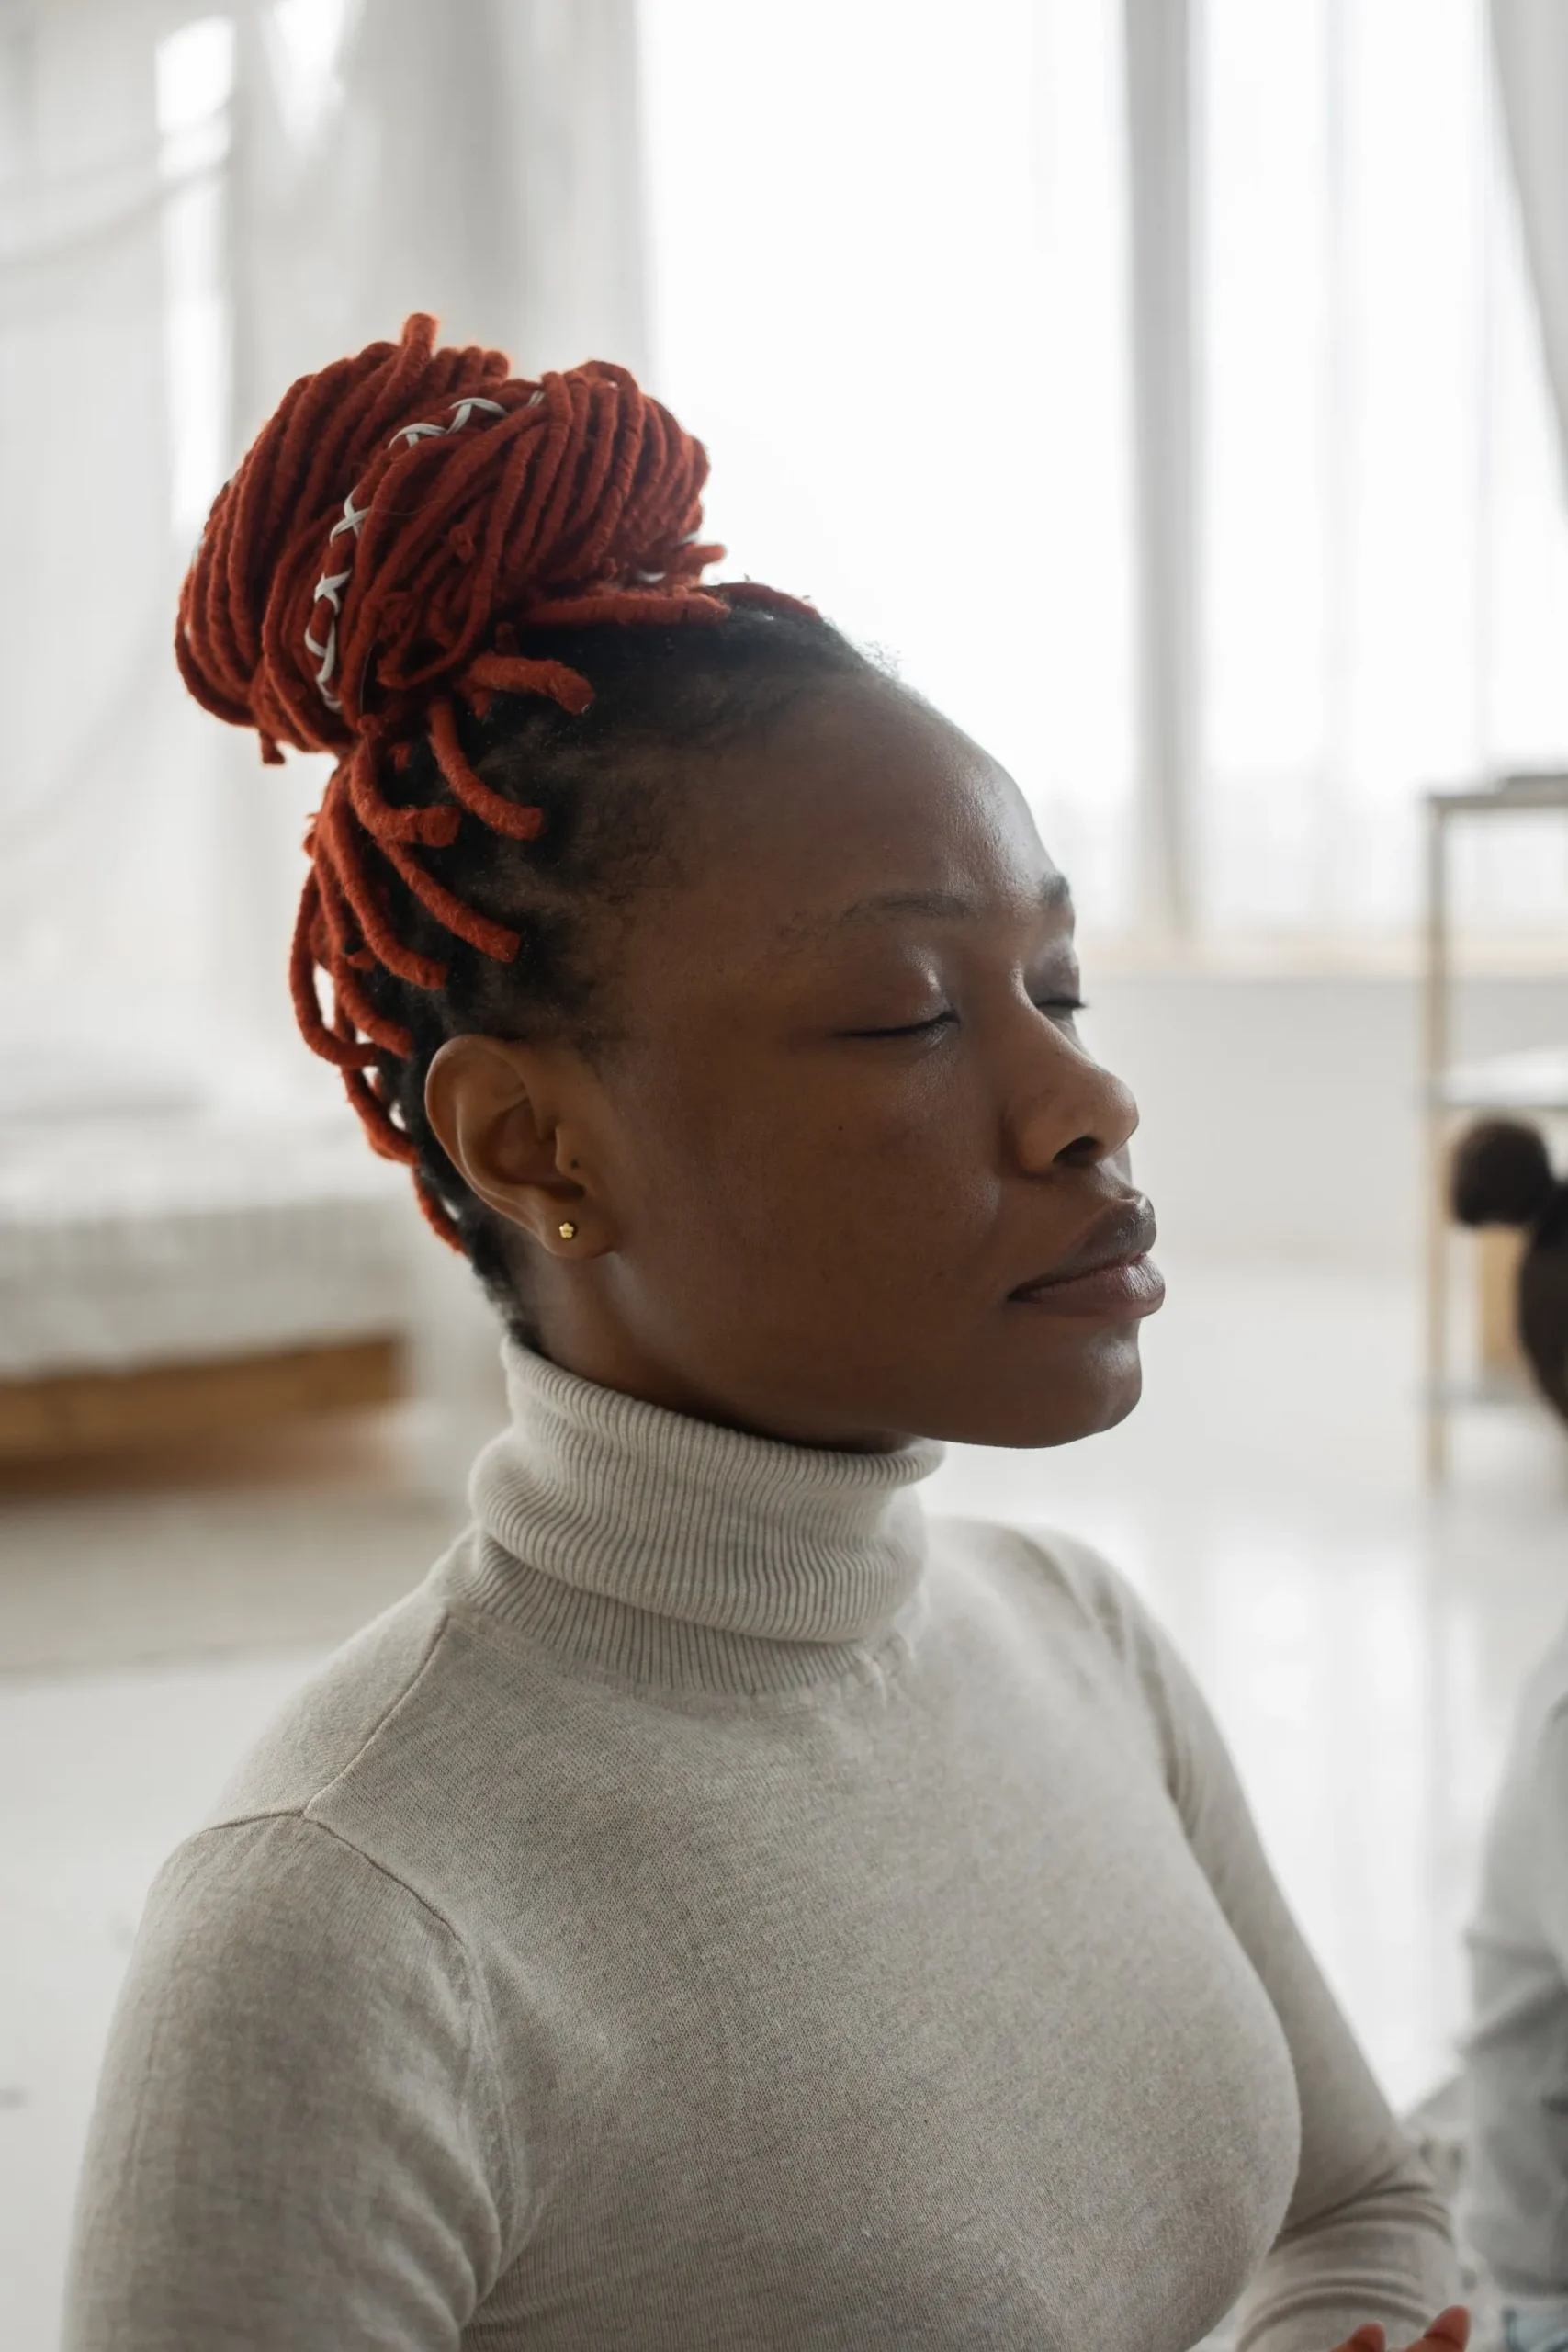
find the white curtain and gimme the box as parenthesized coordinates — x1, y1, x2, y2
(231, 0, 647, 434)
(216, 0, 648, 1058)
(0, 0, 195, 1060)
(1491, 0, 1568, 469)
(640, 0, 1568, 946)
(1200, 0, 1568, 938)
(0, 0, 646, 1079)
(9, 0, 1568, 1001)
(640, 0, 1141, 935)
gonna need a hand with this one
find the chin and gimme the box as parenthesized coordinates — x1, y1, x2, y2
(1075, 1352, 1145, 1438)
(963, 1326, 1146, 1450)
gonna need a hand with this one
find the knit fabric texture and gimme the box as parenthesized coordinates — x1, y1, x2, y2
(1461, 1595, 1568, 2307)
(63, 1342, 1458, 2350)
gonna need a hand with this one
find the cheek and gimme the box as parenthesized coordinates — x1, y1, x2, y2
(632, 1056, 998, 1294)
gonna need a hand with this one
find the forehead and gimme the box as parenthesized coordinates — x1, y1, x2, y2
(658, 674, 1060, 951)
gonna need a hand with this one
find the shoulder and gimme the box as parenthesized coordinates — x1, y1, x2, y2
(129, 1807, 515, 2200)
(112, 1809, 510, 2203)
(929, 1510, 1167, 1667)
(206, 1579, 455, 1826)
(204, 1561, 547, 1860)
(191, 1564, 565, 1950)
(137, 1808, 475, 2018)
(928, 1513, 1204, 1796)
(80, 1810, 521, 2326)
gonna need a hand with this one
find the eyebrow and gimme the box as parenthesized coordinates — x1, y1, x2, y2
(834, 872, 1073, 926)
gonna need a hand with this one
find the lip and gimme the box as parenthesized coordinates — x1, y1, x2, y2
(1008, 1197, 1166, 1320)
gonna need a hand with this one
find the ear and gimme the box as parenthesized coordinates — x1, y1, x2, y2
(423, 1035, 610, 1258)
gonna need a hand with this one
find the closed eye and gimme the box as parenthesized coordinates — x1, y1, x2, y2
(843, 1010, 957, 1039)
(845, 997, 1086, 1039)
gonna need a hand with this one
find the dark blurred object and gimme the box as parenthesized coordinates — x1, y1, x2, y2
(1452, 1119, 1555, 1225)
(1451, 1118, 1568, 1422)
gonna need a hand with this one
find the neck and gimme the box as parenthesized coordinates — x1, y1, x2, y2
(527, 1316, 917, 1454)
(448, 1340, 945, 1694)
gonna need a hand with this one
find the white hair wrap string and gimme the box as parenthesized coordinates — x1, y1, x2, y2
(303, 397, 507, 712)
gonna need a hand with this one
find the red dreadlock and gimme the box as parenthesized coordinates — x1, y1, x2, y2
(175, 314, 807, 1245)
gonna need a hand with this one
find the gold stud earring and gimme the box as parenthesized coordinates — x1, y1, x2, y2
(558, 1220, 578, 1241)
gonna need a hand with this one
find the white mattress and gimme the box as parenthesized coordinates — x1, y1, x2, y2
(0, 1102, 419, 1378)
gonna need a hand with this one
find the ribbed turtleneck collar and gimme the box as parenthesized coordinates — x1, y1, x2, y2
(446, 1342, 944, 1694)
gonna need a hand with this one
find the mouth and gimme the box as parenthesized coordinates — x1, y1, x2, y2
(1008, 1196, 1165, 1321)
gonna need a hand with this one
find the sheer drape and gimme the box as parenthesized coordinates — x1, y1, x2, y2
(1491, 0, 1568, 467)
(640, 0, 1568, 944)
(8, 0, 1568, 989)
(216, 0, 648, 1058)
(640, 0, 1141, 933)
(231, 0, 647, 436)
(0, 0, 196, 1046)
(1201, 0, 1568, 937)
(0, 0, 646, 1073)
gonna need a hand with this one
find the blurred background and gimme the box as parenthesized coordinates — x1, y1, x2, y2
(6, 0, 1568, 2341)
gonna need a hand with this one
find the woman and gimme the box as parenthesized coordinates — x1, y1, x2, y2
(65, 318, 1467, 2352)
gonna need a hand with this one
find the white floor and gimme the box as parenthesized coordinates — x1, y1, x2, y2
(2, 1259, 1564, 2349)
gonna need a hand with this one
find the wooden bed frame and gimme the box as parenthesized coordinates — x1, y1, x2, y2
(0, 1337, 405, 1462)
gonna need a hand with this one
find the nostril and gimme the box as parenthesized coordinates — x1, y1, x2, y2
(1054, 1132, 1101, 1168)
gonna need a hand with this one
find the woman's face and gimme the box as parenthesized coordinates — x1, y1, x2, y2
(431, 673, 1160, 1450)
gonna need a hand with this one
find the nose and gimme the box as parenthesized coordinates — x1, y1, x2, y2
(1009, 1021, 1140, 1176)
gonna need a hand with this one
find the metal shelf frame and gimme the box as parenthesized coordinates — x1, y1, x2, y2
(1423, 772, 1568, 1480)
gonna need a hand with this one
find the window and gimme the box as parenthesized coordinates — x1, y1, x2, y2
(639, 0, 1568, 948)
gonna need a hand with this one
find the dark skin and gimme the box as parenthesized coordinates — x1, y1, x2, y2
(427, 672, 1473, 2352)
(427, 672, 1152, 1453)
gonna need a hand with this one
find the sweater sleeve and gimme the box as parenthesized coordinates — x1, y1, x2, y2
(1047, 1532, 1460, 2352)
(1460, 1694, 1568, 2297)
(62, 1810, 517, 2352)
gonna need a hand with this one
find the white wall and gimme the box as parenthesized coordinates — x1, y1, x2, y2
(1080, 969, 1568, 1268)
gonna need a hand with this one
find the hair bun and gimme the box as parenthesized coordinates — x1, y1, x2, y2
(1450, 1118, 1557, 1227)
(175, 312, 724, 760)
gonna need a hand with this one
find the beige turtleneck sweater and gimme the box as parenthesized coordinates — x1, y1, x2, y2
(64, 1343, 1455, 2351)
